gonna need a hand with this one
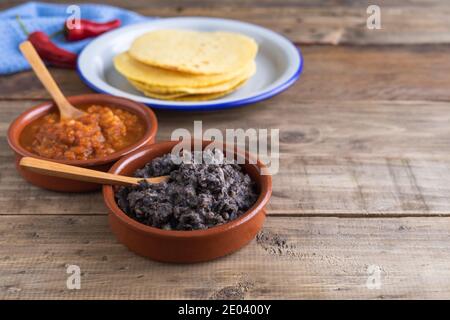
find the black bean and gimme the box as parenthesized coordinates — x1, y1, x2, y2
(115, 149, 258, 231)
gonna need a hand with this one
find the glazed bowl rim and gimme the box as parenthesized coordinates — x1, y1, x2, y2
(103, 140, 272, 238)
(7, 93, 158, 167)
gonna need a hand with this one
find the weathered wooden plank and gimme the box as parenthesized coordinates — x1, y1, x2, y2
(2, 45, 450, 101)
(2, 0, 450, 45)
(154, 100, 450, 160)
(1, 100, 450, 215)
(1, 155, 449, 215)
(1, 215, 450, 299)
(137, 3, 450, 45)
(0, 70, 88, 101)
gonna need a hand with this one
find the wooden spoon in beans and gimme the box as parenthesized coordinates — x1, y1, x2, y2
(20, 157, 169, 186)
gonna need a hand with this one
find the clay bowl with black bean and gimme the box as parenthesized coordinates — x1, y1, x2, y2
(7, 94, 158, 192)
(103, 140, 272, 263)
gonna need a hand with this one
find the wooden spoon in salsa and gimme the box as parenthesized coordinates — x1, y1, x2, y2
(19, 41, 85, 121)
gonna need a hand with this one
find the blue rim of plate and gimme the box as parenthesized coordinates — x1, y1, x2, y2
(76, 28, 303, 112)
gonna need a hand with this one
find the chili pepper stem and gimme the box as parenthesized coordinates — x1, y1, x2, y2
(16, 15, 30, 36)
(49, 29, 64, 38)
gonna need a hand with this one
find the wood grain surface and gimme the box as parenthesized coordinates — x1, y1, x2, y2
(0, 0, 449, 299)
(1, 216, 450, 299)
(2, 0, 450, 45)
(3, 45, 450, 101)
(2, 100, 449, 216)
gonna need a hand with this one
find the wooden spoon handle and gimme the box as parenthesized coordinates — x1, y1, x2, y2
(19, 157, 168, 186)
(19, 42, 69, 110)
(19, 41, 84, 120)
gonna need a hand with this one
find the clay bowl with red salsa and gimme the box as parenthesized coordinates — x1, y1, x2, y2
(7, 94, 158, 192)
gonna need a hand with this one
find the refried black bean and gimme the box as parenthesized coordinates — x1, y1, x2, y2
(115, 149, 258, 231)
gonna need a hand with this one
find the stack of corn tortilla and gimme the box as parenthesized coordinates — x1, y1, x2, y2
(114, 29, 258, 101)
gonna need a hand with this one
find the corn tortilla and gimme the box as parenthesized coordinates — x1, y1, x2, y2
(114, 52, 251, 88)
(128, 29, 258, 75)
(135, 80, 247, 101)
(129, 61, 255, 94)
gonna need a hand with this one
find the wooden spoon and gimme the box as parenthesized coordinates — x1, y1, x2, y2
(19, 41, 85, 121)
(20, 157, 169, 186)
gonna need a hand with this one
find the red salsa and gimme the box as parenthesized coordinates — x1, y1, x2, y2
(20, 105, 145, 160)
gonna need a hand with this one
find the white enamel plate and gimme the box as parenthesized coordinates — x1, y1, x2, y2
(78, 17, 303, 111)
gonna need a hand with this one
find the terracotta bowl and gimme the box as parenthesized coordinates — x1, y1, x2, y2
(7, 94, 158, 192)
(103, 140, 272, 263)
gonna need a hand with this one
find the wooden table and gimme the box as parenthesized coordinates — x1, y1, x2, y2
(1, 0, 450, 299)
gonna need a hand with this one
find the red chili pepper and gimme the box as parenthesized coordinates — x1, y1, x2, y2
(17, 16, 77, 69)
(27, 32, 77, 68)
(64, 19, 121, 41)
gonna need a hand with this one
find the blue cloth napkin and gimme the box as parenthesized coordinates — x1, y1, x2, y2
(0, 2, 150, 74)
